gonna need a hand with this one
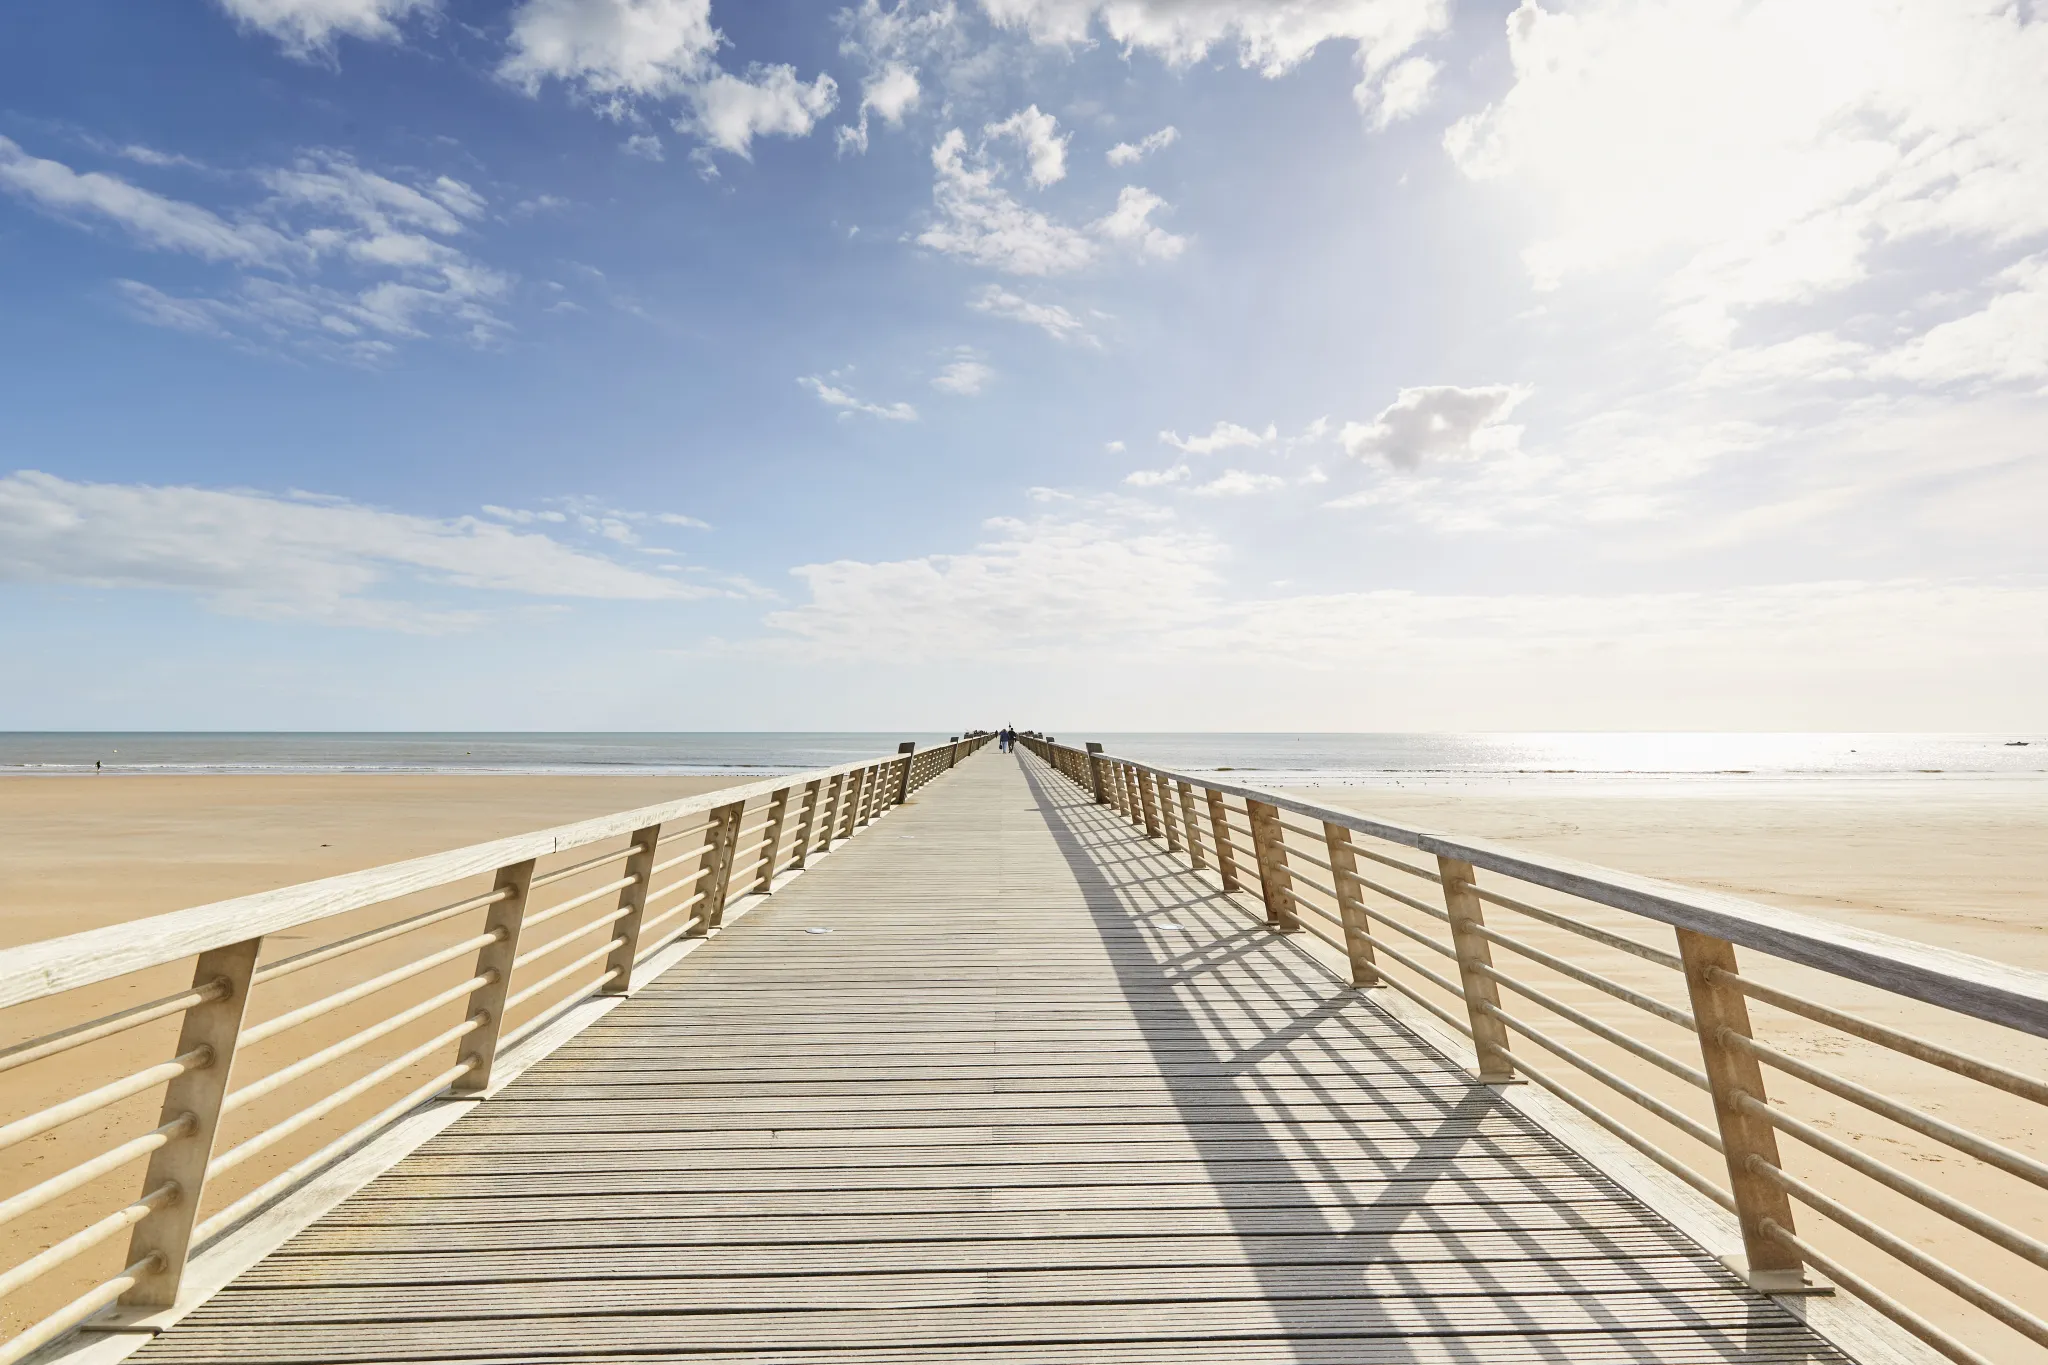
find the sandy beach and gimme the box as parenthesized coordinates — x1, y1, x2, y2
(4, 770, 2045, 1357)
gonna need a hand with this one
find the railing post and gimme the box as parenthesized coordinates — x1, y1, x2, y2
(841, 766, 866, 836)
(789, 779, 821, 869)
(1205, 788, 1241, 891)
(1121, 764, 1142, 823)
(698, 800, 747, 932)
(896, 742, 916, 803)
(1136, 768, 1162, 839)
(604, 824, 662, 994)
(1437, 856, 1515, 1083)
(1245, 799, 1301, 933)
(753, 790, 790, 893)
(452, 858, 535, 1095)
(1156, 773, 1181, 852)
(1324, 824, 1381, 988)
(117, 935, 261, 1308)
(1177, 781, 1206, 869)
(1085, 743, 1108, 804)
(1678, 929, 1813, 1292)
(817, 772, 845, 852)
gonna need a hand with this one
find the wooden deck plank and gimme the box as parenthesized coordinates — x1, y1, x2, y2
(126, 752, 1851, 1365)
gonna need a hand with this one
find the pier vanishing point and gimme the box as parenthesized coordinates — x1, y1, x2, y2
(5, 737, 2047, 1365)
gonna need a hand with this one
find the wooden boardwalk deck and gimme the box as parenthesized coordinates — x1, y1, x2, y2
(126, 753, 1855, 1364)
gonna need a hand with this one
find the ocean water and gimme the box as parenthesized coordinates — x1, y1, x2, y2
(1, 731, 2041, 784)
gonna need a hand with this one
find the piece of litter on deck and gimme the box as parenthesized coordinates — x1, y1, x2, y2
(1156, 923, 1191, 931)
(804, 927, 835, 934)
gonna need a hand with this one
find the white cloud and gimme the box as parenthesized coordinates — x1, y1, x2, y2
(932, 352, 993, 395)
(213, 0, 434, 56)
(1160, 420, 1275, 456)
(652, 510, 711, 528)
(621, 133, 665, 160)
(918, 128, 1097, 275)
(837, 62, 922, 154)
(1871, 255, 2048, 388)
(1106, 125, 1178, 166)
(0, 136, 284, 265)
(1359, 54, 1436, 129)
(499, 0, 717, 101)
(1124, 463, 1189, 486)
(969, 284, 1093, 343)
(1190, 469, 1286, 496)
(0, 470, 715, 631)
(799, 374, 919, 421)
(0, 139, 507, 362)
(1104, 440, 1126, 453)
(985, 105, 1068, 187)
(1093, 185, 1185, 261)
(1446, 1, 2048, 345)
(1340, 384, 1530, 469)
(982, 0, 1448, 80)
(683, 65, 838, 158)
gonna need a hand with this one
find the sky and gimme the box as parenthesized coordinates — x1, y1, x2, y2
(1, 0, 2043, 732)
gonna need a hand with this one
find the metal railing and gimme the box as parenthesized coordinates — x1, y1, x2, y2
(0, 734, 992, 1363)
(1018, 733, 2048, 1365)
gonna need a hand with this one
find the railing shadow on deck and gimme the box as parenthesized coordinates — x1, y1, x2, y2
(1012, 754, 1812, 1362)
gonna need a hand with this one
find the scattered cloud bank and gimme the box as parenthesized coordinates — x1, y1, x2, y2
(981, 0, 1447, 79)
(0, 469, 718, 631)
(213, 0, 435, 56)
(1160, 420, 1276, 456)
(970, 284, 1094, 344)
(1107, 126, 1178, 166)
(1339, 384, 1530, 469)
(919, 109, 1185, 275)
(931, 350, 994, 395)
(0, 137, 506, 362)
(800, 373, 919, 421)
(496, 0, 837, 161)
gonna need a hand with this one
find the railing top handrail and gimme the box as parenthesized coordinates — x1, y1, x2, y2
(1050, 740, 2048, 1039)
(0, 746, 934, 1012)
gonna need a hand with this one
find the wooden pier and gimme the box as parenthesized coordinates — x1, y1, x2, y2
(6, 736, 2042, 1365)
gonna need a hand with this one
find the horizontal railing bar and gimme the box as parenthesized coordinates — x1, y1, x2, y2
(497, 970, 623, 1054)
(1475, 961, 1710, 1090)
(528, 841, 650, 892)
(652, 821, 713, 850)
(1470, 921, 1696, 1030)
(251, 888, 507, 987)
(0, 1254, 161, 1365)
(0, 1182, 176, 1301)
(1279, 867, 1340, 901)
(0, 1048, 208, 1154)
(1729, 1030, 2048, 1191)
(648, 843, 710, 877)
(1508, 1049, 1736, 1212)
(1082, 748, 2048, 1037)
(1735, 1093, 2048, 1270)
(221, 972, 492, 1117)
(0, 980, 229, 1077)
(1351, 844, 1443, 885)
(190, 1061, 474, 1248)
(240, 931, 498, 1047)
(0, 750, 916, 1010)
(1713, 967, 2048, 1107)
(518, 876, 636, 935)
(506, 939, 626, 1014)
(1479, 1000, 1724, 1151)
(209, 1013, 486, 1179)
(1750, 1155, 2048, 1348)
(1364, 964, 1474, 1040)
(1760, 1219, 1993, 1365)
(1350, 927, 1466, 1000)
(1343, 868, 1447, 920)
(0, 1114, 193, 1233)
(511, 907, 633, 973)
(1468, 883, 1683, 971)
(633, 913, 706, 965)
(1359, 904, 1462, 962)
